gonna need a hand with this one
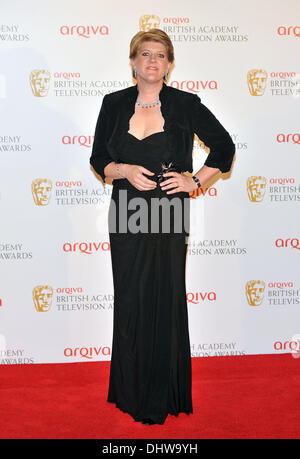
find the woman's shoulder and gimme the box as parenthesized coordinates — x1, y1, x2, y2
(103, 85, 136, 103)
(164, 84, 200, 103)
(103, 84, 199, 100)
(101, 83, 200, 110)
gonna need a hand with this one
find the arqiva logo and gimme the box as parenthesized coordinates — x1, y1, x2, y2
(275, 238, 300, 250)
(64, 346, 111, 360)
(277, 26, 300, 37)
(62, 135, 94, 147)
(274, 340, 300, 352)
(276, 133, 300, 144)
(56, 180, 82, 188)
(63, 242, 110, 254)
(59, 25, 109, 38)
(170, 80, 218, 92)
(162, 17, 190, 24)
(190, 186, 217, 199)
(54, 72, 80, 79)
(186, 291, 216, 303)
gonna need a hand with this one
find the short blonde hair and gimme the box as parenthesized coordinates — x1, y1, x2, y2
(129, 29, 174, 63)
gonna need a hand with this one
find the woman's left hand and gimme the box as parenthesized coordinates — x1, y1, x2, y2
(160, 172, 198, 194)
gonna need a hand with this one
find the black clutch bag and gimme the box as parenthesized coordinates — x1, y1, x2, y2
(155, 161, 179, 184)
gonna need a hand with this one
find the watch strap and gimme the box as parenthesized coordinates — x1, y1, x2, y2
(192, 175, 201, 188)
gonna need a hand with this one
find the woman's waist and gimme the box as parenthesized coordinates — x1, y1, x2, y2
(112, 180, 190, 202)
(112, 177, 190, 201)
(116, 160, 183, 183)
(119, 158, 168, 174)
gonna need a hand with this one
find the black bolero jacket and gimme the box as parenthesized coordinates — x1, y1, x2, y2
(90, 82, 235, 182)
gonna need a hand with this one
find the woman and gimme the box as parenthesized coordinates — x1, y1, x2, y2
(90, 29, 235, 425)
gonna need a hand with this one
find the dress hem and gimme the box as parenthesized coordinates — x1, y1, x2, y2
(107, 398, 193, 425)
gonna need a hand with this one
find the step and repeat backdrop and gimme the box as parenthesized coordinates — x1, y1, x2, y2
(0, 0, 299, 364)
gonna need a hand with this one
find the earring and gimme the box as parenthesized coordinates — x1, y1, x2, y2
(134, 68, 137, 78)
(164, 72, 168, 81)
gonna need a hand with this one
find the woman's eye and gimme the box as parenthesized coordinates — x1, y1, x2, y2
(158, 54, 164, 58)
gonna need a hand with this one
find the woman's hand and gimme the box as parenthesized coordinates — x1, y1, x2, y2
(123, 164, 157, 191)
(159, 172, 198, 194)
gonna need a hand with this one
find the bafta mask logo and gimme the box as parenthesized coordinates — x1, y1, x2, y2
(247, 176, 267, 202)
(32, 285, 53, 312)
(31, 179, 52, 206)
(247, 69, 268, 96)
(245, 280, 265, 306)
(30, 70, 51, 97)
(139, 15, 160, 31)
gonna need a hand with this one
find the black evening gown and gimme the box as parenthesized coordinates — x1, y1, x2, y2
(107, 131, 193, 425)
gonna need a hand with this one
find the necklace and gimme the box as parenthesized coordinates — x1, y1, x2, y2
(136, 96, 160, 108)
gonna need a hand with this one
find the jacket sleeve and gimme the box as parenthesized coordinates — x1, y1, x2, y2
(192, 94, 235, 173)
(90, 95, 114, 182)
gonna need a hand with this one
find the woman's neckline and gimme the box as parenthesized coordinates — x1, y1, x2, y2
(127, 131, 165, 141)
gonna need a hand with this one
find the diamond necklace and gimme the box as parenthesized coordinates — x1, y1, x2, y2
(136, 96, 160, 108)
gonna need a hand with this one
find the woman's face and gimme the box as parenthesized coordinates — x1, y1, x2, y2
(131, 41, 171, 84)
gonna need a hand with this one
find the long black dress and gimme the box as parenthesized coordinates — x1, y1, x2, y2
(107, 131, 193, 425)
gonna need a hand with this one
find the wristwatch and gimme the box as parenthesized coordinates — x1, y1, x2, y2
(192, 175, 201, 188)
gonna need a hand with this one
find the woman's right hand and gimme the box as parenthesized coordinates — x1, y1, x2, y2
(123, 164, 157, 191)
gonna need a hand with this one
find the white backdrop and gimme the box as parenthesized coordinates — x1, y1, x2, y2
(1, 0, 299, 364)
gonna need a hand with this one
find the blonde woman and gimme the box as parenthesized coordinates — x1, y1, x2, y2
(90, 29, 235, 425)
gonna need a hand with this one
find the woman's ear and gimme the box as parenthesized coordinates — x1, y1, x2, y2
(130, 58, 135, 70)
